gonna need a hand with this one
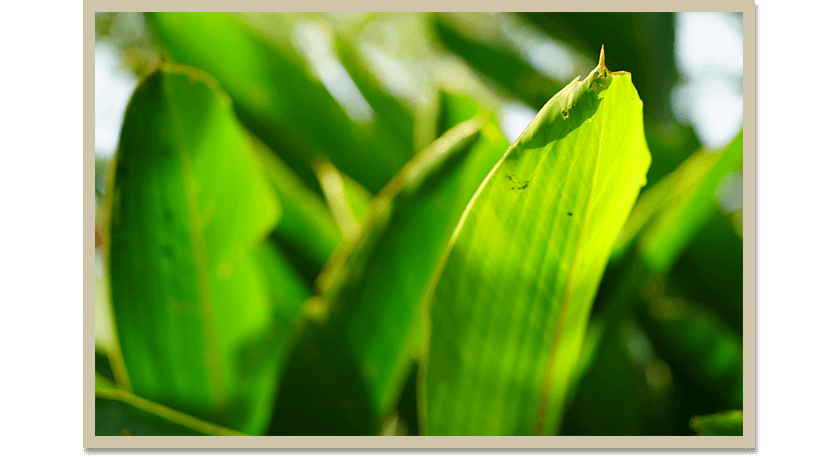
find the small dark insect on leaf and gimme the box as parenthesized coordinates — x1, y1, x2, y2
(505, 173, 529, 190)
(567, 212, 573, 216)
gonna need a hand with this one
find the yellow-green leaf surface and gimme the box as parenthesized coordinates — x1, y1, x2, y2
(145, 12, 415, 193)
(421, 50, 651, 436)
(270, 115, 508, 435)
(690, 410, 743, 436)
(105, 63, 292, 435)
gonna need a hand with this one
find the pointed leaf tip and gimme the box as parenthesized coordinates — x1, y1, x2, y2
(598, 45, 607, 71)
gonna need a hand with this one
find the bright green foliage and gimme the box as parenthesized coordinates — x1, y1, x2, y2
(95, 12, 745, 437)
(270, 114, 509, 435)
(145, 12, 416, 193)
(614, 131, 743, 273)
(422, 53, 652, 436)
(105, 64, 305, 435)
(249, 139, 342, 282)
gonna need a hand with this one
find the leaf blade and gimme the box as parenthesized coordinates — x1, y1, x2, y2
(106, 63, 288, 434)
(422, 56, 651, 436)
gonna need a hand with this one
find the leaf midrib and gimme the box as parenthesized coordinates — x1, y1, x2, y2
(165, 74, 227, 418)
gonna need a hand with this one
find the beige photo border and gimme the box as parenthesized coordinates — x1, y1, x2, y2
(83, 0, 756, 449)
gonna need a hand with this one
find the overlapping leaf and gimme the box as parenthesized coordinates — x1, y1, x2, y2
(145, 12, 416, 193)
(613, 131, 743, 273)
(270, 114, 509, 435)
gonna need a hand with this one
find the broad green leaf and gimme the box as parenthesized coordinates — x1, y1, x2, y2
(613, 131, 743, 273)
(105, 63, 284, 435)
(269, 114, 508, 435)
(689, 410, 743, 436)
(146, 12, 414, 193)
(248, 137, 342, 282)
(95, 383, 245, 436)
(422, 50, 651, 436)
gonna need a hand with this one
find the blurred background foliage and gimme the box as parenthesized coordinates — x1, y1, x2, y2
(94, 12, 744, 436)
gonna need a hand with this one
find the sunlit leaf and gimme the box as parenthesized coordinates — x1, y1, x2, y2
(422, 51, 651, 435)
(270, 114, 508, 435)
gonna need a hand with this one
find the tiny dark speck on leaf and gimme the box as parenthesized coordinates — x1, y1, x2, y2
(568, 212, 573, 216)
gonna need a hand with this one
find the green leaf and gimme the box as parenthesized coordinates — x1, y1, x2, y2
(105, 63, 285, 435)
(613, 131, 743, 273)
(270, 114, 508, 435)
(689, 410, 743, 436)
(421, 51, 651, 436)
(145, 12, 415, 193)
(436, 90, 483, 136)
(249, 137, 342, 282)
